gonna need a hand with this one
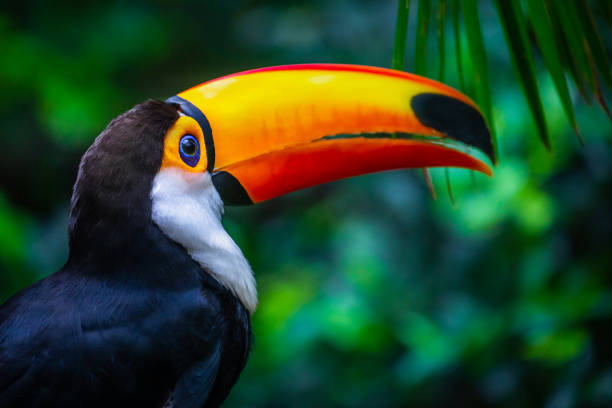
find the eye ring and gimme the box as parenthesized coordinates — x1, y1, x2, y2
(179, 135, 200, 167)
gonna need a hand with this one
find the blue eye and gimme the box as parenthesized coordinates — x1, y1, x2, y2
(179, 135, 200, 167)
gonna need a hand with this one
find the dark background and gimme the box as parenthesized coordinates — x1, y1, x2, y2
(1, 1, 611, 406)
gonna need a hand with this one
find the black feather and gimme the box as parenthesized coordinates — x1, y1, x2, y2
(0, 100, 252, 408)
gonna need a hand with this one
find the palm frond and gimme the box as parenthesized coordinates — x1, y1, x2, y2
(525, 1, 580, 141)
(460, 0, 496, 152)
(495, 0, 550, 149)
(392, 0, 612, 153)
(392, 0, 410, 71)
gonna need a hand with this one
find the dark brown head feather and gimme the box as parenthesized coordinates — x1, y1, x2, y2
(68, 99, 179, 257)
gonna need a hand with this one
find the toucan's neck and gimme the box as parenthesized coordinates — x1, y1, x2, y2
(66, 168, 258, 313)
(151, 169, 258, 313)
(65, 213, 223, 297)
(68, 191, 148, 255)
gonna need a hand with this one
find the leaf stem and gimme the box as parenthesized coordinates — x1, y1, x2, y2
(392, 0, 410, 71)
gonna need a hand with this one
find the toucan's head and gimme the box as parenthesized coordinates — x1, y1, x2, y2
(69, 64, 493, 312)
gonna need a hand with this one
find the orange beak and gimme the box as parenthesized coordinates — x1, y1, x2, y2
(167, 64, 494, 205)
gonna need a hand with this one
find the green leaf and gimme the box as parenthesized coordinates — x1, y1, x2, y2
(547, 1, 593, 90)
(436, 0, 447, 81)
(452, 0, 465, 90)
(392, 0, 411, 71)
(572, 0, 612, 120)
(584, 39, 612, 120)
(524, 329, 588, 365)
(525, 1, 581, 140)
(550, 10, 592, 104)
(597, 0, 612, 25)
(460, 0, 495, 154)
(414, 0, 431, 75)
(555, 0, 612, 119)
(494, 0, 550, 149)
(423, 168, 436, 200)
(575, 0, 612, 92)
(547, 0, 611, 116)
(444, 168, 455, 206)
(544, 2, 593, 104)
(392, 0, 411, 142)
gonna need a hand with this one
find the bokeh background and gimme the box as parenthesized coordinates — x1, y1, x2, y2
(1, 1, 612, 406)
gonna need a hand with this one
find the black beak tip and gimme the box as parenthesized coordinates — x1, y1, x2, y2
(411, 93, 496, 164)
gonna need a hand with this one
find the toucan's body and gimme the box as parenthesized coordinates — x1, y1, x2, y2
(0, 102, 251, 407)
(0, 64, 493, 407)
(0, 217, 250, 407)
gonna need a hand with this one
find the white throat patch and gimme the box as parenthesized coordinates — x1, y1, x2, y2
(151, 168, 257, 312)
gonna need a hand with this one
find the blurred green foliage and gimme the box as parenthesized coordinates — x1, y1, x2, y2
(1, 1, 612, 407)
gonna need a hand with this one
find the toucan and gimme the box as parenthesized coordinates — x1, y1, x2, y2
(0, 64, 493, 407)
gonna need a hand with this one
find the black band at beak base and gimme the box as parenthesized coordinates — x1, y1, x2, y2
(212, 171, 253, 206)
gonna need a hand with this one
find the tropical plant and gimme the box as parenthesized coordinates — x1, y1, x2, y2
(392, 0, 612, 154)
